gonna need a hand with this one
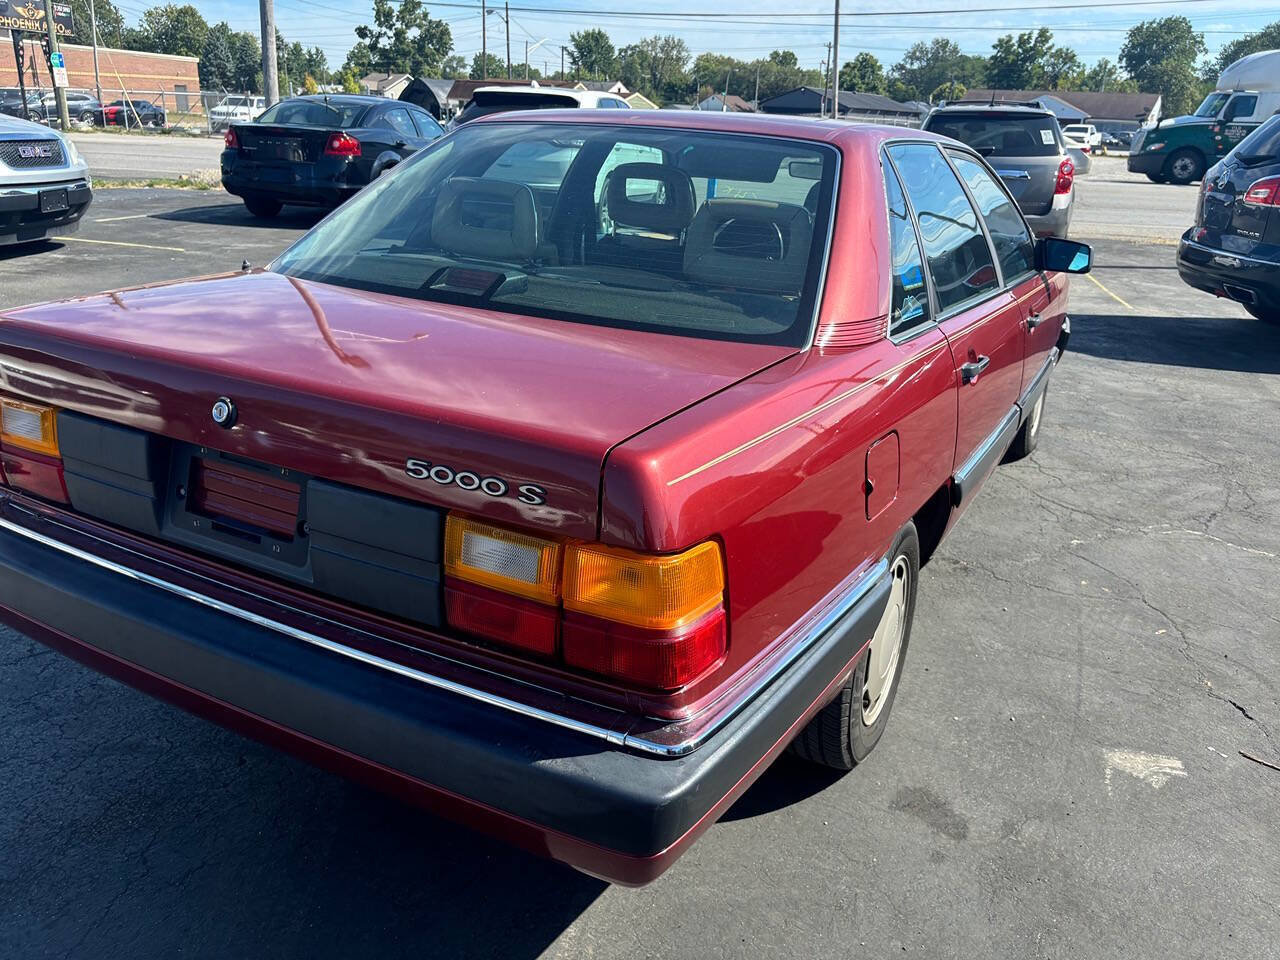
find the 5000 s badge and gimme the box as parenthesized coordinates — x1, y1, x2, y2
(405, 459, 546, 505)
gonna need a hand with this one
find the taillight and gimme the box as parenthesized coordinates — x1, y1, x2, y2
(1243, 176, 1280, 207)
(224, 126, 239, 149)
(1054, 157, 1074, 195)
(442, 514, 728, 690)
(324, 132, 361, 157)
(0, 397, 68, 503)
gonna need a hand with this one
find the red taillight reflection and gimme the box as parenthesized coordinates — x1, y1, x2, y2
(224, 127, 239, 149)
(1243, 176, 1280, 207)
(1054, 157, 1075, 195)
(324, 133, 361, 157)
(562, 606, 727, 691)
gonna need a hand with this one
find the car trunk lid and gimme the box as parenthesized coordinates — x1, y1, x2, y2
(1199, 160, 1280, 247)
(0, 270, 796, 541)
(231, 124, 335, 164)
(990, 155, 1059, 217)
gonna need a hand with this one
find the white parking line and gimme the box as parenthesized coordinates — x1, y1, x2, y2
(60, 236, 185, 253)
(94, 214, 151, 223)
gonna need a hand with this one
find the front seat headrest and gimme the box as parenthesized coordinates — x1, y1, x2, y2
(683, 199, 813, 295)
(604, 162, 696, 234)
(431, 177, 539, 261)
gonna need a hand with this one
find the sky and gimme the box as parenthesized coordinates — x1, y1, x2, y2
(117, 0, 1273, 78)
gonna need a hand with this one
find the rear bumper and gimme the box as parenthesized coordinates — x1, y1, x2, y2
(1024, 196, 1072, 239)
(0, 178, 92, 245)
(1177, 234, 1280, 307)
(221, 154, 361, 206)
(0, 495, 889, 884)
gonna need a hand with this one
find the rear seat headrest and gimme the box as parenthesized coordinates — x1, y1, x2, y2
(684, 199, 813, 295)
(605, 163, 696, 234)
(431, 177, 539, 261)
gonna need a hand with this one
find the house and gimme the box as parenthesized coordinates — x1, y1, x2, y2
(581, 80, 630, 96)
(697, 93, 755, 112)
(758, 86, 922, 125)
(964, 89, 1163, 132)
(360, 72, 413, 99)
(625, 91, 659, 110)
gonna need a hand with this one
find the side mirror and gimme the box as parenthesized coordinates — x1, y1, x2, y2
(1036, 236, 1092, 274)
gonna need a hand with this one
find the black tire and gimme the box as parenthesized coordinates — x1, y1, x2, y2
(1164, 149, 1205, 186)
(244, 196, 283, 218)
(789, 523, 920, 771)
(1245, 302, 1280, 325)
(1145, 173, 1167, 184)
(1004, 383, 1048, 462)
(78, 110, 93, 123)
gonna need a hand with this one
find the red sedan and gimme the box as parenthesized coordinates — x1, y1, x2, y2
(0, 111, 1089, 884)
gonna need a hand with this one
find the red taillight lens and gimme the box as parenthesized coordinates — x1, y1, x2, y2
(324, 132, 361, 157)
(1243, 176, 1280, 207)
(1054, 157, 1074, 195)
(445, 578, 558, 657)
(562, 606, 727, 691)
(224, 127, 239, 149)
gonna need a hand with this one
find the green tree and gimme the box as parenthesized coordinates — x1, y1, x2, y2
(200, 22, 237, 91)
(228, 29, 262, 91)
(618, 35, 690, 103)
(1041, 47, 1084, 90)
(469, 52, 506, 80)
(569, 28, 615, 79)
(1121, 17, 1207, 116)
(891, 39, 986, 102)
(931, 80, 966, 103)
(354, 0, 453, 77)
(841, 52, 885, 94)
(67, 0, 124, 47)
(1213, 21, 1280, 75)
(133, 4, 209, 58)
(301, 47, 330, 84)
(340, 69, 361, 94)
(441, 54, 468, 78)
(1080, 57, 1135, 93)
(987, 28, 1054, 90)
(342, 41, 373, 79)
(303, 74, 319, 94)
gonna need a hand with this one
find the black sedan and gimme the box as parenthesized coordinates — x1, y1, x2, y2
(99, 99, 166, 127)
(1178, 113, 1280, 325)
(220, 95, 445, 217)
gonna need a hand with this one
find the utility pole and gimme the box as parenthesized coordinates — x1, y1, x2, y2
(753, 62, 760, 110)
(259, 0, 279, 106)
(524, 40, 528, 80)
(88, 0, 103, 108)
(821, 45, 831, 118)
(481, 1, 486, 78)
(505, 2, 511, 79)
(44, 5, 70, 130)
(831, 0, 840, 119)
(560, 44, 565, 80)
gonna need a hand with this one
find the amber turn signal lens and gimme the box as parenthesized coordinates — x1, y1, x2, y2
(563, 540, 725, 630)
(444, 515, 562, 604)
(0, 399, 59, 458)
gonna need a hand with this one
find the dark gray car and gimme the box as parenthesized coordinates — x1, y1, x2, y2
(922, 104, 1075, 238)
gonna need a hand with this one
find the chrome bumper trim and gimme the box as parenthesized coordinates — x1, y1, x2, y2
(1179, 238, 1278, 269)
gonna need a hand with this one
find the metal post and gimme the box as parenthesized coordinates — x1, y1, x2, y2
(524, 40, 528, 80)
(831, 0, 840, 119)
(88, 0, 103, 108)
(504, 2, 510, 80)
(260, 0, 279, 106)
(45, 4, 70, 130)
(481, 1, 486, 78)
(12, 32, 29, 123)
(560, 45, 564, 80)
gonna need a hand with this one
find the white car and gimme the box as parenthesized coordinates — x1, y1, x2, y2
(209, 95, 267, 132)
(0, 113, 92, 246)
(453, 85, 631, 127)
(1061, 123, 1102, 152)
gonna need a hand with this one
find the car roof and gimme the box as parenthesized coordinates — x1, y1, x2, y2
(471, 107, 958, 148)
(928, 103, 1055, 118)
(470, 87, 621, 105)
(290, 94, 387, 106)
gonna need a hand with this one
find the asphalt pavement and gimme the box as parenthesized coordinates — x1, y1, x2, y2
(69, 131, 225, 180)
(0, 173, 1277, 959)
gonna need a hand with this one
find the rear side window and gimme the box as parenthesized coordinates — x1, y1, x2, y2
(888, 143, 999, 313)
(926, 112, 1061, 158)
(382, 107, 418, 137)
(411, 111, 444, 138)
(949, 152, 1034, 281)
(883, 162, 931, 337)
(1233, 114, 1280, 161)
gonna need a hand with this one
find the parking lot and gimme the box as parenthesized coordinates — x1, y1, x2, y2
(1, 156, 1278, 959)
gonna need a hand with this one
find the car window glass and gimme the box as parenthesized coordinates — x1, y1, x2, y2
(411, 111, 444, 138)
(256, 99, 367, 127)
(1226, 96, 1258, 121)
(883, 161, 931, 337)
(949, 152, 1034, 282)
(593, 141, 665, 207)
(1233, 114, 1280, 160)
(888, 143, 999, 313)
(925, 112, 1061, 158)
(383, 107, 418, 137)
(481, 137, 584, 188)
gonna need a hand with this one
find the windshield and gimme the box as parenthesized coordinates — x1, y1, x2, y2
(255, 99, 368, 127)
(457, 93, 581, 124)
(221, 97, 249, 107)
(1231, 113, 1280, 163)
(926, 112, 1061, 157)
(272, 121, 837, 346)
(1195, 92, 1230, 118)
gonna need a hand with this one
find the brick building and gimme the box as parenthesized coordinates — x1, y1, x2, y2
(0, 34, 201, 117)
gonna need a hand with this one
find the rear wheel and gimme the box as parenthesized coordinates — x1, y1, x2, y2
(1164, 149, 1205, 186)
(789, 523, 919, 771)
(1245, 302, 1280, 325)
(1004, 384, 1048, 462)
(244, 196, 283, 218)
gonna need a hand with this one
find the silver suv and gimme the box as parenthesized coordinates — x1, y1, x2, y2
(922, 103, 1075, 238)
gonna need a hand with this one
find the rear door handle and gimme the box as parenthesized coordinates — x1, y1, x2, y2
(1027, 313, 1044, 330)
(961, 355, 990, 385)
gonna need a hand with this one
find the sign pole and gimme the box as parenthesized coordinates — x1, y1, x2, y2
(45, 3, 71, 130)
(12, 32, 30, 123)
(88, 0, 103, 108)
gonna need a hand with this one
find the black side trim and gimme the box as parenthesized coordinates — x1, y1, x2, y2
(952, 407, 1020, 507)
(1016, 347, 1059, 425)
(58, 411, 169, 535)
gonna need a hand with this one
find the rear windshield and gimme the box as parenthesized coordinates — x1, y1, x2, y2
(272, 121, 837, 345)
(1231, 113, 1280, 164)
(457, 92, 581, 124)
(255, 99, 367, 127)
(926, 112, 1062, 157)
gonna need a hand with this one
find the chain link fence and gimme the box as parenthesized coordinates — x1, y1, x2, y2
(0, 83, 265, 136)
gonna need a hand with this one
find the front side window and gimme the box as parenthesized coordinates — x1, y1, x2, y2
(1223, 95, 1258, 121)
(888, 143, 999, 314)
(272, 122, 837, 345)
(949, 151, 1034, 282)
(883, 161, 931, 338)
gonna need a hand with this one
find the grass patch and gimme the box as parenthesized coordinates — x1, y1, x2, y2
(96, 171, 221, 190)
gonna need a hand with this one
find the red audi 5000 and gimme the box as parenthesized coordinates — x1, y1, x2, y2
(0, 112, 1089, 883)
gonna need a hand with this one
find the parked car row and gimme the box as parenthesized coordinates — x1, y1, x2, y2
(0, 88, 167, 127)
(0, 110, 93, 246)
